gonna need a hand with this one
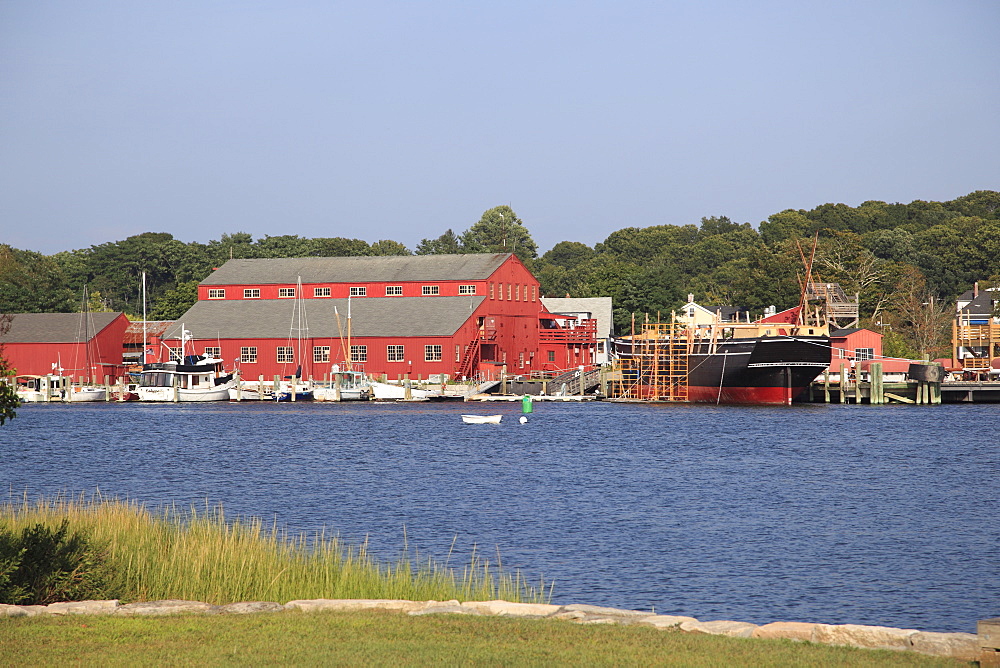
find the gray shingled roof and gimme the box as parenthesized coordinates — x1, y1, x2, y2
(540, 297, 614, 337)
(0, 312, 124, 344)
(200, 254, 513, 286)
(163, 297, 486, 340)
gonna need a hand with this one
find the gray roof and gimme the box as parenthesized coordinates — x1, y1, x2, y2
(201, 254, 513, 286)
(0, 312, 124, 344)
(541, 297, 614, 337)
(164, 297, 486, 340)
(958, 290, 998, 316)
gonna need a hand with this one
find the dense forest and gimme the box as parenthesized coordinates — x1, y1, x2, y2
(2, 191, 999, 358)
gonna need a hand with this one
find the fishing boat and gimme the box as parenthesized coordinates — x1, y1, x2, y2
(461, 414, 502, 424)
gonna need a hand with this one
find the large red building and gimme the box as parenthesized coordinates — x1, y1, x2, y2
(156, 253, 596, 380)
(1, 312, 130, 381)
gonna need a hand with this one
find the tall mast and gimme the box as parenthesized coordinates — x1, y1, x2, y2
(142, 271, 148, 364)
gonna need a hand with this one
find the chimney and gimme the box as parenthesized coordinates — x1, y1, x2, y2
(974, 281, 979, 297)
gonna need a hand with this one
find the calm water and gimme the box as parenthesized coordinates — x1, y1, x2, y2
(1, 400, 997, 632)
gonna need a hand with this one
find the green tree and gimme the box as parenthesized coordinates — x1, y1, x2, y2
(148, 280, 200, 320)
(460, 206, 537, 261)
(312, 237, 372, 257)
(369, 240, 410, 256)
(0, 313, 18, 425)
(0, 246, 75, 313)
(415, 230, 463, 255)
(540, 241, 595, 270)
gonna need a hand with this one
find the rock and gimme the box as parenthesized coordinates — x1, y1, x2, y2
(216, 601, 285, 614)
(560, 604, 650, 619)
(0, 604, 28, 618)
(408, 604, 478, 616)
(680, 620, 759, 637)
(284, 599, 447, 614)
(752, 621, 820, 641)
(909, 631, 980, 661)
(812, 623, 918, 651)
(459, 601, 562, 618)
(115, 600, 218, 616)
(637, 614, 699, 629)
(552, 610, 587, 620)
(46, 600, 119, 615)
(18, 605, 50, 617)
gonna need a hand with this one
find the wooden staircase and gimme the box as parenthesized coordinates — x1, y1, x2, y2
(455, 338, 481, 379)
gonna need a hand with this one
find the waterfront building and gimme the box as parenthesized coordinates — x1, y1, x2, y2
(0, 312, 130, 380)
(154, 253, 598, 380)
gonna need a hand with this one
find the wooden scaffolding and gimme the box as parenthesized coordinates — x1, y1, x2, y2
(608, 321, 690, 401)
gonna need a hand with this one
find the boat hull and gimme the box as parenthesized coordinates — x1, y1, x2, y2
(618, 335, 831, 406)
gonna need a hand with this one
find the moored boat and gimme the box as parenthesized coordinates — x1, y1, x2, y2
(137, 356, 234, 402)
(461, 414, 502, 424)
(613, 323, 831, 406)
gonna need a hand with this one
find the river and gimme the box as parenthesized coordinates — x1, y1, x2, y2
(1, 400, 996, 633)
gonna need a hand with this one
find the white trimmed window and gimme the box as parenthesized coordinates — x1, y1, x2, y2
(204, 347, 221, 359)
(387, 345, 405, 362)
(507, 283, 512, 300)
(490, 283, 495, 299)
(459, 284, 476, 295)
(208, 289, 225, 299)
(386, 286, 403, 296)
(422, 285, 439, 296)
(532, 285, 537, 301)
(279, 288, 295, 298)
(240, 347, 257, 363)
(855, 348, 874, 361)
(314, 287, 331, 297)
(276, 346, 294, 363)
(350, 345, 367, 363)
(456, 345, 461, 362)
(313, 346, 330, 363)
(350, 286, 366, 297)
(424, 345, 442, 362)
(167, 347, 182, 362)
(244, 289, 260, 299)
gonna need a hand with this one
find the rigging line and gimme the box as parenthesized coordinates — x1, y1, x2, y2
(716, 351, 727, 405)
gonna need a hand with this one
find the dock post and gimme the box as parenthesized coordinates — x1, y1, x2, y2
(334, 373, 341, 402)
(104, 375, 110, 401)
(839, 364, 847, 404)
(404, 374, 411, 400)
(273, 375, 280, 400)
(870, 363, 881, 404)
(823, 371, 830, 403)
(258, 375, 264, 400)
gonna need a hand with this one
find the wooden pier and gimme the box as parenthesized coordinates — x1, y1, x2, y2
(806, 362, 1000, 404)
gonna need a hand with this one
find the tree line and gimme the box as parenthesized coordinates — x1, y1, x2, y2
(2, 192, 999, 359)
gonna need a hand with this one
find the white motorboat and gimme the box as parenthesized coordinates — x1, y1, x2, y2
(461, 414, 502, 424)
(371, 381, 440, 401)
(314, 371, 372, 401)
(137, 356, 234, 402)
(15, 375, 107, 402)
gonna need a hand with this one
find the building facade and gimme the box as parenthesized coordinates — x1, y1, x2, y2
(0, 312, 130, 380)
(157, 254, 597, 380)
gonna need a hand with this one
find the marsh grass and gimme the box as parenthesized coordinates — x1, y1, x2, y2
(0, 492, 548, 604)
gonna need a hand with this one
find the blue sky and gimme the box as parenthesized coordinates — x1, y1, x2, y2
(2, 1, 998, 256)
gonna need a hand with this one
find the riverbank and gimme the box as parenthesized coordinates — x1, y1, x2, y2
(0, 597, 981, 665)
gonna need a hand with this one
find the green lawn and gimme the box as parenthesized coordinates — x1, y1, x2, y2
(0, 611, 970, 667)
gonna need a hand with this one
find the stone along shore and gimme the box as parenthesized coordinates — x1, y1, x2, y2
(2, 598, 994, 663)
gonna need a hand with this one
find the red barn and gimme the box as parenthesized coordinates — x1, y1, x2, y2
(156, 253, 596, 380)
(0, 312, 130, 381)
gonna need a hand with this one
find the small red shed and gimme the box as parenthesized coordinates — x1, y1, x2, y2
(1, 312, 130, 381)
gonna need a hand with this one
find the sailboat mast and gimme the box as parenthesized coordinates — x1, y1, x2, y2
(346, 295, 352, 372)
(142, 271, 148, 364)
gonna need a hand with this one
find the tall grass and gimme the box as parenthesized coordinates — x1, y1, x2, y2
(0, 492, 549, 605)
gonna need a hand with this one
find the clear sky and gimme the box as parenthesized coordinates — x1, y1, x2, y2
(2, 1, 998, 256)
